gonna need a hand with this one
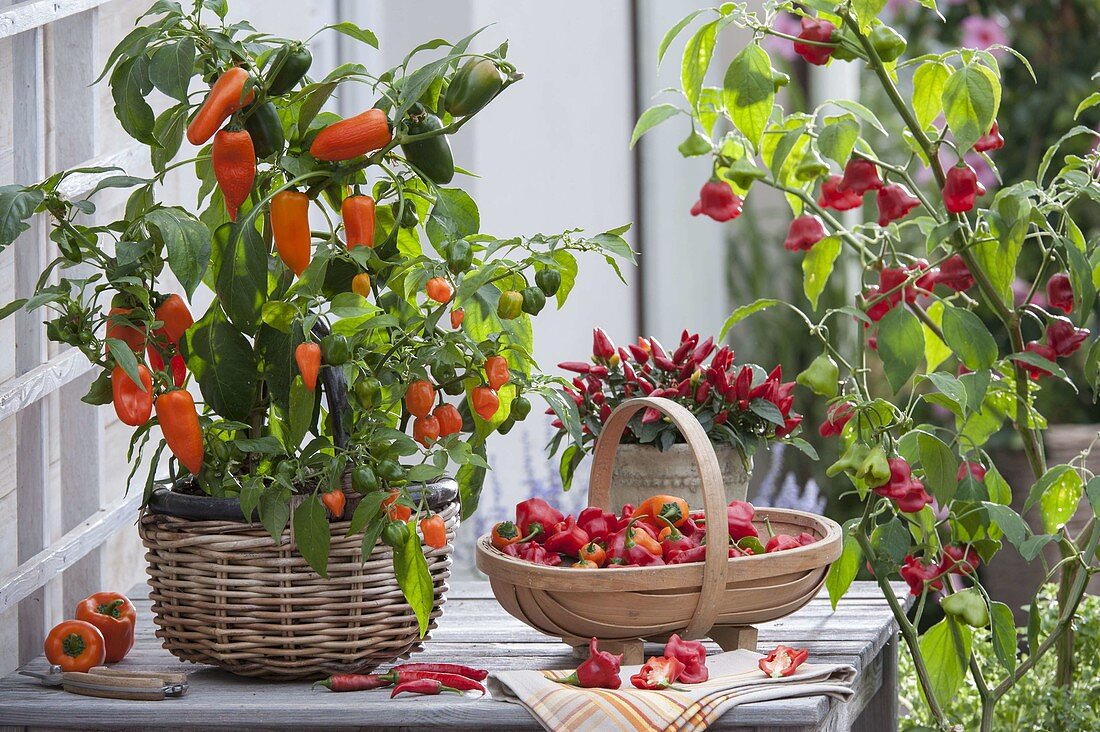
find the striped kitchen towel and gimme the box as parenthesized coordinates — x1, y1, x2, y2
(487, 649, 857, 732)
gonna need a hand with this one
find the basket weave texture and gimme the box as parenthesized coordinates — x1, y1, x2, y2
(139, 498, 459, 680)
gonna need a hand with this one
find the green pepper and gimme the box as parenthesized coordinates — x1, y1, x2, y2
(770, 69, 791, 92)
(830, 32, 863, 62)
(795, 149, 830, 182)
(352, 466, 378, 493)
(677, 129, 712, 157)
(399, 203, 419, 228)
(443, 379, 465, 396)
(382, 520, 411, 548)
(376, 459, 404, 482)
(266, 43, 313, 96)
(520, 286, 546, 315)
(856, 445, 892, 486)
(940, 588, 989, 628)
(444, 57, 505, 117)
(243, 101, 285, 159)
(535, 268, 561, 297)
(510, 395, 531, 421)
(724, 156, 766, 189)
(796, 353, 839, 397)
(870, 25, 906, 63)
(497, 417, 516, 435)
(431, 362, 457, 386)
(497, 290, 523, 320)
(321, 334, 349, 365)
(401, 113, 455, 184)
(446, 240, 473, 274)
(354, 377, 382, 409)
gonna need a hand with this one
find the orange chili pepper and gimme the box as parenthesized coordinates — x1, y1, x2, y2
(420, 514, 447, 549)
(491, 520, 523, 550)
(295, 342, 321, 392)
(383, 490, 413, 522)
(322, 489, 347, 519)
(155, 389, 204, 475)
(471, 386, 499, 422)
(579, 541, 607, 567)
(111, 364, 153, 427)
(433, 404, 463, 437)
(484, 355, 509, 390)
(342, 194, 376, 249)
(310, 108, 392, 161)
(404, 380, 436, 418)
(351, 272, 372, 298)
(154, 294, 193, 346)
(186, 67, 255, 146)
(425, 277, 453, 304)
(106, 306, 146, 354)
(413, 414, 441, 446)
(637, 494, 690, 530)
(212, 127, 256, 222)
(450, 308, 465, 329)
(271, 190, 312, 277)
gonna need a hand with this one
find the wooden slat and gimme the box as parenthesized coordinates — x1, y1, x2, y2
(0, 0, 119, 40)
(0, 491, 141, 614)
(55, 144, 145, 198)
(0, 349, 94, 421)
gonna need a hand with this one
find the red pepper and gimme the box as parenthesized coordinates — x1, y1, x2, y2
(630, 655, 686, 690)
(900, 554, 945, 595)
(872, 458, 933, 514)
(942, 162, 986, 213)
(558, 361, 592, 374)
(315, 673, 391, 691)
(390, 679, 466, 698)
(935, 254, 974, 292)
(759, 646, 809, 678)
(592, 327, 616, 362)
(1047, 320, 1089, 358)
(817, 174, 863, 211)
(792, 17, 835, 66)
(392, 663, 488, 681)
(1046, 273, 1074, 314)
(555, 637, 623, 689)
(956, 461, 986, 483)
(875, 184, 920, 226)
(381, 669, 486, 693)
(577, 506, 617, 543)
(797, 532, 817, 546)
(503, 541, 562, 566)
(544, 516, 590, 558)
(668, 544, 707, 564)
(818, 401, 854, 437)
(658, 523, 697, 561)
(839, 159, 883, 196)
(765, 534, 803, 553)
(73, 592, 136, 663)
(939, 545, 981, 575)
(973, 121, 1004, 152)
(664, 634, 708, 684)
(690, 179, 743, 222)
(783, 214, 826, 252)
(515, 498, 564, 543)
(147, 346, 187, 388)
(727, 500, 758, 541)
(1017, 341, 1058, 379)
(678, 516, 701, 538)
(606, 520, 664, 566)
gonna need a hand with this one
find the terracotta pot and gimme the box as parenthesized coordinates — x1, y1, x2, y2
(609, 442, 751, 509)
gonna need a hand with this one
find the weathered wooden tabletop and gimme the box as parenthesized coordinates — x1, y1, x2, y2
(0, 580, 905, 732)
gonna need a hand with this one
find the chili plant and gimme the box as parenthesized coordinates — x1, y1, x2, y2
(641, 2, 1100, 730)
(0, 0, 629, 635)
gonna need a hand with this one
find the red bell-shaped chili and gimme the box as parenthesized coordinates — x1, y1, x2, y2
(940, 545, 980, 575)
(577, 506, 617, 543)
(555, 637, 622, 689)
(759, 646, 809, 678)
(1017, 341, 1058, 379)
(503, 541, 561, 566)
(543, 516, 590, 558)
(872, 458, 933, 514)
(658, 524, 697, 561)
(973, 121, 1004, 153)
(690, 179, 743, 222)
(1046, 273, 1074, 314)
(515, 498, 564, 543)
(818, 401, 854, 438)
(935, 254, 974, 292)
(765, 534, 803, 553)
(839, 159, 883, 195)
(727, 500, 758, 541)
(875, 184, 920, 226)
(606, 521, 664, 566)
(783, 214, 826, 252)
(942, 162, 986, 213)
(664, 634, 708, 684)
(792, 17, 835, 66)
(1047, 319, 1089, 358)
(900, 554, 945, 595)
(818, 174, 863, 210)
(630, 656, 686, 690)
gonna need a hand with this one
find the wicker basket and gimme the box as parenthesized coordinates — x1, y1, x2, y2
(476, 397, 842, 664)
(140, 481, 459, 680)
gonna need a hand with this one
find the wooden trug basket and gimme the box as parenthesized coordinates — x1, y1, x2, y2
(476, 397, 842, 664)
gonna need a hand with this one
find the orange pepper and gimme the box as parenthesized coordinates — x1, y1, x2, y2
(322, 489, 346, 519)
(637, 494, 690, 529)
(579, 541, 606, 567)
(404, 380, 436, 418)
(44, 620, 106, 672)
(74, 592, 136, 663)
(155, 389, 204, 475)
(271, 190, 312, 276)
(342, 194, 376, 249)
(484, 355, 509, 391)
(186, 67, 255, 146)
(420, 514, 447, 549)
(295, 342, 321, 392)
(383, 491, 412, 522)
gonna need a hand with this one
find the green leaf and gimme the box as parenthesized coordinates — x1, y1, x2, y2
(816, 116, 860, 167)
(912, 61, 950, 129)
(942, 306, 997, 370)
(1034, 466, 1084, 534)
(1074, 91, 1100, 119)
(110, 56, 156, 145)
(985, 464, 1012, 505)
(181, 305, 258, 421)
(826, 527, 861, 610)
(293, 496, 331, 578)
(919, 618, 972, 706)
(145, 207, 211, 298)
(0, 185, 45, 250)
(288, 375, 315, 446)
(214, 221, 267, 334)
(975, 191, 1030, 306)
(720, 298, 781, 338)
(659, 9, 706, 65)
(721, 44, 774, 151)
(942, 63, 1000, 152)
(983, 502, 1029, 548)
(259, 488, 290, 543)
(393, 522, 435, 637)
(457, 439, 488, 520)
(630, 103, 681, 148)
(829, 99, 887, 136)
(148, 38, 195, 102)
(347, 491, 386, 536)
(1066, 245, 1096, 326)
(918, 432, 959, 501)
(325, 21, 379, 48)
(921, 301, 951, 373)
(871, 519, 911, 565)
(234, 436, 284, 454)
(296, 81, 339, 136)
(801, 235, 841, 310)
(1087, 476, 1100, 519)
(877, 307, 924, 393)
(990, 601, 1017, 674)
(852, 0, 888, 31)
(425, 188, 479, 247)
(681, 20, 718, 111)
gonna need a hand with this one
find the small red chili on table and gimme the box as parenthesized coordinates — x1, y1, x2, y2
(390, 679, 467, 698)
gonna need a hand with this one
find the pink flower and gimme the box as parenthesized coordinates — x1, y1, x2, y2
(761, 13, 802, 62)
(961, 15, 1009, 57)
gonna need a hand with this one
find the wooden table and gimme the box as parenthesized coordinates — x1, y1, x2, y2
(0, 580, 905, 731)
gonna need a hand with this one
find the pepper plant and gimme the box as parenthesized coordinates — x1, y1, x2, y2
(0, 0, 628, 634)
(639, 2, 1100, 729)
